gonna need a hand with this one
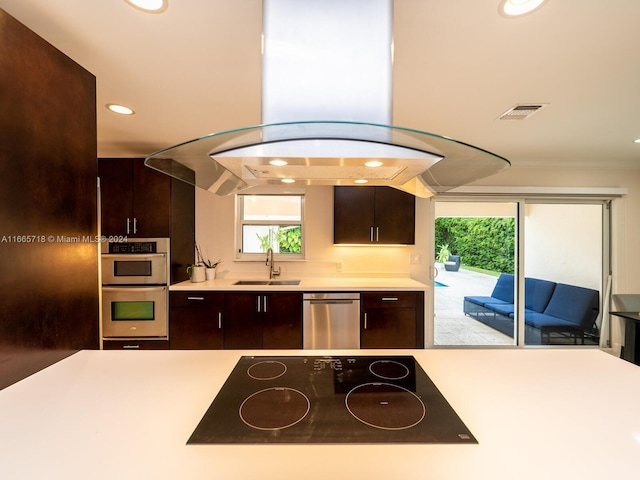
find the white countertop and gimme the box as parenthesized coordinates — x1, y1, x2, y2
(0, 348, 639, 479)
(170, 276, 429, 291)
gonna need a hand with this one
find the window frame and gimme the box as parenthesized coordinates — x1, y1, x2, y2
(235, 193, 306, 260)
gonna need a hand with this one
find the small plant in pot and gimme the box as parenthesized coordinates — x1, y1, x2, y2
(195, 244, 222, 281)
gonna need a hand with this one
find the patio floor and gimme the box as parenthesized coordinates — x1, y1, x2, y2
(434, 266, 514, 346)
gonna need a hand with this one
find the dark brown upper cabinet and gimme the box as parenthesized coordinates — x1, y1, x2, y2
(99, 158, 173, 237)
(333, 186, 415, 245)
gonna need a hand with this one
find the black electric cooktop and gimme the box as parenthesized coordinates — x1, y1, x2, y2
(188, 355, 477, 445)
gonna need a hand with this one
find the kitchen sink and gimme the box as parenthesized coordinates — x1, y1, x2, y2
(267, 280, 301, 285)
(233, 280, 300, 286)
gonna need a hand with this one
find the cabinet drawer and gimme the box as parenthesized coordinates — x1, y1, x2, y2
(362, 291, 417, 308)
(103, 339, 170, 350)
(170, 291, 224, 308)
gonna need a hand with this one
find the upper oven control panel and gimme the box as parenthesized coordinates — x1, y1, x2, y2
(103, 237, 169, 254)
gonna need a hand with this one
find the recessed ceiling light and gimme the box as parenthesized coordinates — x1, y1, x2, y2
(269, 159, 288, 166)
(365, 160, 383, 168)
(498, 0, 547, 18)
(106, 104, 135, 115)
(354, 179, 368, 184)
(124, 0, 167, 13)
(281, 178, 295, 184)
(634, 138, 640, 144)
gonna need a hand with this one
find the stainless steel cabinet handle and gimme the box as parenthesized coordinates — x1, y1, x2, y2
(382, 297, 399, 301)
(133, 217, 138, 234)
(123, 345, 140, 349)
(376, 226, 379, 242)
(218, 312, 222, 329)
(126, 218, 131, 234)
(257, 296, 261, 313)
(187, 296, 204, 301)
(370, 226, 374, 242)
(364, 312, 368, 329)
(263, 295, 267, 313)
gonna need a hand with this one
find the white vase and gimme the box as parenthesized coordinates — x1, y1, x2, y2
(205, 268, 216, 281)
(189, 266, 206, 283)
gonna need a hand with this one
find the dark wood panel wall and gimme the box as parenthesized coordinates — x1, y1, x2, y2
(0, 9, 99, 389)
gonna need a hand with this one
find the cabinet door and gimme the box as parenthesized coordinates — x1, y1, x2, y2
(98, 158, 134, 236)
(170, 292, 224, 349)
(374, 187, 415, 244)
(361, 292, 420, 348)
(334, 186, 375, 244)
(263, 292, 303, 349)
(361, 307, 417, 348)
(334, 186, 415, 244)
(132, 159, 171, 237)
(224, 293, 263, 349)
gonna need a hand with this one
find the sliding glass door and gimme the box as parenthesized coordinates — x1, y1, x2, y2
(433, 201, 517, 346)
(433, 198, 607, 347)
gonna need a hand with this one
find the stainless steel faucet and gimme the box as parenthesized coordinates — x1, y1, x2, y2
(266, 248, 281, 279)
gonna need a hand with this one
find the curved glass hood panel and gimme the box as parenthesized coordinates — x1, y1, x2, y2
(144, 121, 510, 197)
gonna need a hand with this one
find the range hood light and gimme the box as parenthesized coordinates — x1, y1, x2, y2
(354, 179, 368, 184)
(281, 178, 295, 184)
(270, 159, 288, 166)
(365, 160, 383, 168)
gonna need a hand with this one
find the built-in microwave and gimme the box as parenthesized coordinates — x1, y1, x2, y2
(101, 238, 169, 286)
(102, 286, 168, 338)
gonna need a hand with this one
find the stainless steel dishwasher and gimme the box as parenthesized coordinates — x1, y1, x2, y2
(303, 292, 360, 349)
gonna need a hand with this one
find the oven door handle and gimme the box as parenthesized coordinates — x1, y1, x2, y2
(101, 286, 167, 293)
(101, 253, 167, 260)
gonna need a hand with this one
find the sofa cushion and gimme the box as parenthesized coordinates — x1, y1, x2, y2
(525, 278, 556, 313)
(542, 283, 599, 328)
(486, 303, 514, 316)
(523, 312, 580, 330)
(490, 273, 515, 303)
(464, 296, 510, 308)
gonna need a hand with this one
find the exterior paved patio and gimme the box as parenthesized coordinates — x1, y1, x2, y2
(434, 266, 513, 346)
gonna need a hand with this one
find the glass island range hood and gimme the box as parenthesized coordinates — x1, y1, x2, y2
(145, 0, 510, 197)
(145, 120, 510, 197)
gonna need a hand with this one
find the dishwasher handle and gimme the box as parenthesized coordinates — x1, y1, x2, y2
(308, 299, 355, 305)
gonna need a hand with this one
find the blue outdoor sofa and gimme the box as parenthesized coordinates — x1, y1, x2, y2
(463, 273, 600, 345)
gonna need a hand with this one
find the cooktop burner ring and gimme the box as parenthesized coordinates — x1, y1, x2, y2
(369, 360, 410, 380)
(239, 387, 310, 431)
(247, 360, 287, 380)
(345, 382, 426, 431)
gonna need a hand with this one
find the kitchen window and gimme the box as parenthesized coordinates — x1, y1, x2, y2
(236, 194, 305, 258)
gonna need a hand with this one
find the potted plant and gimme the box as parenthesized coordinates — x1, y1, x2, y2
(195, 244, 222, 281)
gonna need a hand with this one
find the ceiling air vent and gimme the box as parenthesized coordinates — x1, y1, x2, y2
(498, 104, 547, 120)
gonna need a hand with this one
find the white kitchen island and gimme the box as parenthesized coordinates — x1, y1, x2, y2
(0, 348, 638, 480)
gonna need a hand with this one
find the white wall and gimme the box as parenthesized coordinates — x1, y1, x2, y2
(195, 186, 432, 283)
(524, 203, 601, 290)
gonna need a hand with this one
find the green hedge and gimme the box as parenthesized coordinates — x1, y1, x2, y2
(435, 217, 515, 274)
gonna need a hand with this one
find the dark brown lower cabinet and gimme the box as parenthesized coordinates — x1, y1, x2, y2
(170, 292, 224, 349)
(224, 292, 302, 349)
(361, 291, 425, 348)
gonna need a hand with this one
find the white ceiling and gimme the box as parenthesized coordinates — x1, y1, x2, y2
(2, 0, 639, 169)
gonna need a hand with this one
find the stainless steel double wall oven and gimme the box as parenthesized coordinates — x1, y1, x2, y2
(101, 238, 170, 340)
